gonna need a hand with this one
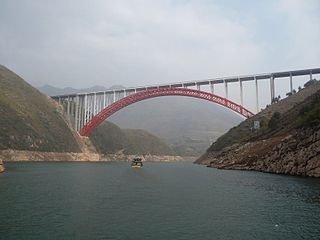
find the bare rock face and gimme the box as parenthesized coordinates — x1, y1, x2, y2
(208, 124, 320, 177)
(0, 160, 4, 173)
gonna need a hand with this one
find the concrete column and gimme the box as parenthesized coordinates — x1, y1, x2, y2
(67, 96, 71, 116)
(254, 76, 259, 113)
(103, 92, 106, 108)
(84, 94, 88, 124)
(70, 97, 74, 117)
(239, 78, 243, 106)
(290, 73, 293, 93)
(124, 90, 127, 97)
(210, 82, 214, 94)
(93, 93, 97, 115)
(95, 95, 100, 115)
(310, 70, 313, 80)
(90, 95, 93, 119)
(270, 75, 275, 103)
(196, 83, 200, 91)
(74, 96, 79, 131)
(224, 80, 228, 99)
(58, 97, 61, 105)
(78, 96, 83, 130)
(113, 91, 116, 103)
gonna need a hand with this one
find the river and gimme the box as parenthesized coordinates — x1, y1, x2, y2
(0, 162, 320, 239)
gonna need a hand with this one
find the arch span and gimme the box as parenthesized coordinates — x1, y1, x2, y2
(79, 88, 254, 136)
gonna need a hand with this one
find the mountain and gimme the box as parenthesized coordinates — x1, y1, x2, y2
(89, 121, 175, 156)
(109, 96, 243, 156)
(196, 79, 320, 177)
(0, 65, 80, 152)
(38, 84, 125, 96)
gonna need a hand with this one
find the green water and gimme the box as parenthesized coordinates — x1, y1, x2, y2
(0, 162, 320, 240)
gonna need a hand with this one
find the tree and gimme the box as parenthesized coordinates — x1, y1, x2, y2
(304, 79, 317, 88)
(268, 112, 281, 129)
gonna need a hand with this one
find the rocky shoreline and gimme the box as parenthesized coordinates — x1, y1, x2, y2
(203, 124, 320, 177)
(0, 160, 4, 173)
(0, 149, 184, 162)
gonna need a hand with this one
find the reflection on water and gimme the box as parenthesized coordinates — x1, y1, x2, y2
(0, 162, 320, 240)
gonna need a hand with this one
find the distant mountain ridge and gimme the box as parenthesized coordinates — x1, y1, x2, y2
(109, 96, 242, 156)
(89, 121, 175, 156)
(38, 84, 126, 96)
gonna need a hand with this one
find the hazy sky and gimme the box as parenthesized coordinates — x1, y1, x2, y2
(1, 0, 320, 90)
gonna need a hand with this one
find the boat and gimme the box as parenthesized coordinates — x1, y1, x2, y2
(131, 157, 143, 168)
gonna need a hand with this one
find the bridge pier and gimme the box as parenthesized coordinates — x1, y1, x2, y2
(290, 73, 293, 93)
(270, 75, 275, 102)
(224, 80, 228, 99)
(254, 76, 259, 113)
(84, 94, 88, 125)
(94, 93, 97, 115)
(239, 78, 243, 106)
(74, 96, 79, 131)
(210, 81, 214, 94)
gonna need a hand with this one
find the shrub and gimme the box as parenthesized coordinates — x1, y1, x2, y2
(268, 112, 281, 129)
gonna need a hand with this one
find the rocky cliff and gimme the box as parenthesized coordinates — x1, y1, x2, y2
(197, 80, 320, 177)
(208, 123, 320, 177)
(0, 160, 4, 173)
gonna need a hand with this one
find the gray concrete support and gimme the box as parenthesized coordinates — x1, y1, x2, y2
(210, 82, 214, 94)
(78, 96, 82, 130)
(270, 75, 275, 103)
(84, 94, 88, 124)
(74, 96, 79, 131)
(93, 93, 97, 115)
(254, 76, 259, 113)
(239, 78, 243, 106)
(67, 96, 71, 116)
(290, 73, 293, 93)
(224, 80, 228, 99)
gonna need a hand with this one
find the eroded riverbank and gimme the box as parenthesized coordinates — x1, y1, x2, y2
(0, 149, 184, 162)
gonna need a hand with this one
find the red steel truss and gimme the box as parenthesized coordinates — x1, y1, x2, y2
(79, 88, 254, 136)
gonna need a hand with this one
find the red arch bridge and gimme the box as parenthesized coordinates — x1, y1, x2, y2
(52, 67, 320, 136)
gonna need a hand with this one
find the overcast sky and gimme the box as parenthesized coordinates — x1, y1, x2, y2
(0, 0, 320, 89)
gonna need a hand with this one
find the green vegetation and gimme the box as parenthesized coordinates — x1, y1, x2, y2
(89, 121, 175, 156)
(295, 90, 320, 127)
(268, 112, 281, 129)
(0, 65, 80, 152)
(208, 81, 320, 152)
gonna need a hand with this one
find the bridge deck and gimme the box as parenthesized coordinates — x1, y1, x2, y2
(52, 67, 320, 98)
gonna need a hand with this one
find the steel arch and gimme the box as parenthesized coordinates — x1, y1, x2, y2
(79, 88, 254, 136)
